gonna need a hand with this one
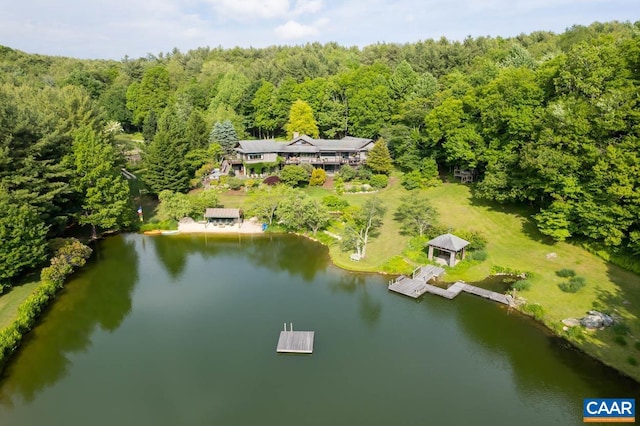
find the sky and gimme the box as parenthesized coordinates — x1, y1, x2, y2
(0, 0, 637, 59)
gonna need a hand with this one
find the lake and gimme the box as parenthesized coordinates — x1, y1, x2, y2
(0, 234, 637, 426)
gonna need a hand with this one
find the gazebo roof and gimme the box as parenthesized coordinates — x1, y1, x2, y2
(427, 233, 470, 252)
(204, 208, 241, 219)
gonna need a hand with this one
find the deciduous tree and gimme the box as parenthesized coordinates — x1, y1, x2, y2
(365, 138, 393, 175)
(341, 197, 386, 258)
(285, 100, 319, 139)
(394, 196, 438, 237)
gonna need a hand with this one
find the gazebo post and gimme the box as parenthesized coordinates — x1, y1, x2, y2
(461, 247, 466, 260)
(428, 246, 434, 261)
(449, 251, 456, 267)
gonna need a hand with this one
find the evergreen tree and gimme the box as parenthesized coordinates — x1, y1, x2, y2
(185, 110, 209, 150)
(144, 129, 191, 193)
(209, 120, 239, 155)
(70, 127, 132, 238)
(142, 110, 157, 143)
(0, 188, 49, 285)
(285, 99, 319, 139)
(365, 138, 393, 175)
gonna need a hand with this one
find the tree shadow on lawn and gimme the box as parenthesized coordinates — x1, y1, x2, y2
(467, 192, 556, 245)
(595, 264, 640, 324)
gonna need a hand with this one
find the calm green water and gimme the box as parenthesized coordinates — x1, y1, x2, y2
(0, 234, 637, 426)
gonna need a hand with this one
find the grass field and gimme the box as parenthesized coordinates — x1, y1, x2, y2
(0, 280, 39, 329)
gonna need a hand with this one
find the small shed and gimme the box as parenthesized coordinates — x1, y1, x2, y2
(204, 208, 242, 227)
(427, 233, 470, 267)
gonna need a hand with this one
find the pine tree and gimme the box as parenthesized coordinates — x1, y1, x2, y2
(285, 100, 319, 139)
(70, 126, 132, 238)
(365, 138, 393, 175)
(185, 110, 209, 150)
(142, 110, 157, 143)
(0, 188, 49, 285)
(209, 120, 239, 155)
(144, 130, 191, 193)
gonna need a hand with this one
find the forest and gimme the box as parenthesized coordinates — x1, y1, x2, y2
(0, 20, 639, 288)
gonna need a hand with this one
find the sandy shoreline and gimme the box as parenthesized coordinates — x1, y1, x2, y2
(177, 219, 265, 234)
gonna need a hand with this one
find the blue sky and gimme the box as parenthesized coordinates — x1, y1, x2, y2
(0, 0, 637, 59)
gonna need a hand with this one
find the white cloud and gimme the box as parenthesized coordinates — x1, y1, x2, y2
(204, 0, 291, 20)
(275, 20, 320, 39)
(292, 0, 324, 15)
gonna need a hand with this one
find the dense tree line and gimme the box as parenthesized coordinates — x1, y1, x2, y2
(1, 20, 639, 285)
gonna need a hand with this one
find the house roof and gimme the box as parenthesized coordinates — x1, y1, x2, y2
(427, 233, 470, 252)
(235, 135, 373, 154)
(204, 208, 241, 219)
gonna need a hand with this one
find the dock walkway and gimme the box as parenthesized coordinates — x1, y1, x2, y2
(388, 266, 513, 306)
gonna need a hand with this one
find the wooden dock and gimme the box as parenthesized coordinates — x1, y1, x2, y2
(276, 323, 314, 354)
(388, 266, 513, 306)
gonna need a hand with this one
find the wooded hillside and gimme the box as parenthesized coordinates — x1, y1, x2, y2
(0, 20, 638, 286)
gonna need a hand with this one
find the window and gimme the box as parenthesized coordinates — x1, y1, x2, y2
(248, 154, 263, 160)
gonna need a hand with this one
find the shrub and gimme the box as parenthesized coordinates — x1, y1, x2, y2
(635, 341, 640, 351)
(466, 249, 488, 262)
(522, 303, 544, 320)
(263, 175, 281, 186)
(627, 356, 638, 366)
(280, 165, 310, 187)
(455, 230, 487, 250)
(370, 174, 389, 189)
(565, 326, 583, 340)
(309, 168, 327, 186)
(511, 279, 531, 291)
(227, 177, 244, 190)
(338, 164, 356, 181)
(556, 268, 576, 278)
(356, 167, 372, 181)
(322, 195, 349, 211)
(614, 335, 628, 346)
(0, 239, 92, 369)
(613, 323, 630, 335)
(334, 177, 345, 195)
(558, 276, 586, 293)
(401, 170, 423, 190)
(490, 265, 526, 276)
(300, 163, 314, 175)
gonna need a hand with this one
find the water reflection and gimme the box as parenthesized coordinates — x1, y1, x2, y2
(330, 273, 382, 326)
(451, 294, 640, 405)
(148, 234, 330, 282)
(0, 235, 139, 404)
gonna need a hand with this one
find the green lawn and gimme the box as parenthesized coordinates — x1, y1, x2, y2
(422, 183, 640, 381)
(0, 280, 39, 329)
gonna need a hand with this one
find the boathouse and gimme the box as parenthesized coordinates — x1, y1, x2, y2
(427, 233, 470, 267)
(204, 208, 242, 227)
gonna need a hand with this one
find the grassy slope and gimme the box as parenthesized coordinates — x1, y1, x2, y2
(0, 280, 39, 329)
(423, 183, 640, 381)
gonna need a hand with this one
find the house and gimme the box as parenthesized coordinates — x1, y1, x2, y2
(230, 134, 374, 175)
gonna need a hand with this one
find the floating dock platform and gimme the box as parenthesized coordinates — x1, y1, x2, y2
(277, 323, 314, 354)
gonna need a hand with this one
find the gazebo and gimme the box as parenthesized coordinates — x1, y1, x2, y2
(204, 208, 242, 227)
(427, 233, 470, 267)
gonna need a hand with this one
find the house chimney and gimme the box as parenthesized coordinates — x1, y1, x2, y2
(293, 131, 299, 139)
